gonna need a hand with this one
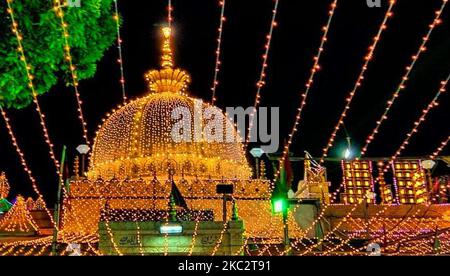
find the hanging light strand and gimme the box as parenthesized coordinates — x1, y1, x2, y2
(245, 0, 280, 145)
(386, 74, 450, 168)
(272, 0, 339, 182)
(53, 0, 89, 144)
(6, 0, 62, 180)
(0, 107, 56, 228)
(372, 74, 450, 195)
(430, 135, 450, 159)
(113, 0, 128, 102)
(320, 1, 396, 163)
(210, 0, 227, 105)
(360, 0, 448, 157)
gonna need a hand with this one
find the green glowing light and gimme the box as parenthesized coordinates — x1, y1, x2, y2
(160, 223, 183, 234)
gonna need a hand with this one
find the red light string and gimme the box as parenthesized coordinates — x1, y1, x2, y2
(360, 0, 448, 157)
(272, 0, 339, 181)
(53, 0, 89, 144)
(210, 0, 227, 106)
(245, 0, 280, 145)
(430, 135, 450, 160)
(113, 0, 128, 102)
(320, 0, 396, 163)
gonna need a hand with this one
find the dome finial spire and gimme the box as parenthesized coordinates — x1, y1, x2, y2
(145, 26, 191, 94)
(161, 26, 174, 69)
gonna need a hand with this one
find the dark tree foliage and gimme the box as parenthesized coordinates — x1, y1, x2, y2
(0, 0, 116, 109)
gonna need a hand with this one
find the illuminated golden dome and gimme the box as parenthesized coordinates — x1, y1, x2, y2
(89, 27, 251, 180)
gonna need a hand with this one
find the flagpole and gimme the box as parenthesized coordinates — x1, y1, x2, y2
(51, 145, 66, 256)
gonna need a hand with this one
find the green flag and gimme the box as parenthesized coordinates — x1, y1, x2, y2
(0, 198, 12, 213)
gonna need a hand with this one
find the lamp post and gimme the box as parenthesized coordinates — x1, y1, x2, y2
(250, 148, 265, 179)
(51, 145, 67, 256)
(421, 159, 436, 202)
(76, 144, 90, 177)
(344, 136, 352, 160)
(272, 197, 290, 253)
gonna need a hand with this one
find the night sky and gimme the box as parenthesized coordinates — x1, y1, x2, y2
(0, 0, 449, 204)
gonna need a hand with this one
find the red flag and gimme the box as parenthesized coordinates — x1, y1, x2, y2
(433, 178, 440, 194)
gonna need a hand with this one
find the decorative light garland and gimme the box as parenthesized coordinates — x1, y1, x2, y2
(360, 0, 448, 157)
(188, 218, 200, 256)
(272, 0, 339, 181)
(0, 107, 56, 227)
(300, 203, 359, 255)
(104, 217, 123, 256)
(321, 205, 390, 255)
(53, 0, 89, 144)
(6, 0, 63, 190)
(211, 220, 229, 256)
(135, 221, 145, 256)
(113, 0, 128, 102)
(211, 0, 227, 105)
(245, 0, 280, 145)
(320, 1, 396, 163)
(430, 135, 450, 159)
(381, 75, 449, 172)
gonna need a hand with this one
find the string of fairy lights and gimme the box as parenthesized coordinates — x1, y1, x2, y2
(211, 219, 230, 256)
(113, 0, 128, 102)
(4, 0, 96, 249)
(317, 0, 449, 223)
(210, 0, 227, 106)
(377, 74, 449, 176)
(319, 0, 396, 163)
(394, 76, 449, 160)
(250, 0, 352, 256)
(272, 0, 339, 182)
(319, 205, 390, 255)
(360, 0, 448, 157)
(4, 0, 67, 234)
(2, 0, 450, 256)
(5, 0, 62, 182)
(53, 0, 89, 144)
(280, 0, 446, 252)
(430, 135, 450, 160)
(299, 203, 360, 255)
(245, 0, 280, 146)
(0, 107, 56, 228)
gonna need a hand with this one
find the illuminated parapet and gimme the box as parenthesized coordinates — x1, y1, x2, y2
(392, 160, 428, 204)
(62, 178, 293, 238)
(341, 161, 375, 204)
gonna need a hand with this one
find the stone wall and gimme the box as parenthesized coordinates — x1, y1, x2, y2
(98, 220, 244, 255)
